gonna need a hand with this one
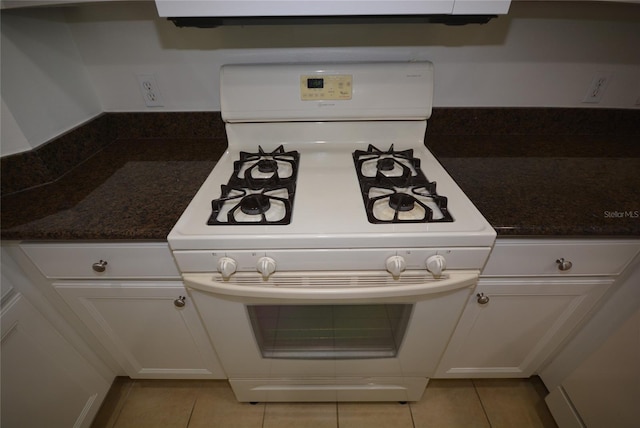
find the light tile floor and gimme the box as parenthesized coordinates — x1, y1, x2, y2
(92, 377, 557, 428)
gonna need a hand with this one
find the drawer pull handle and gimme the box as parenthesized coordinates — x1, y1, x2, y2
(556, 258, 573, 271)
(92, 260, 108, 273)
(476, 293, 490, 305)
(174, 296, 186, 308)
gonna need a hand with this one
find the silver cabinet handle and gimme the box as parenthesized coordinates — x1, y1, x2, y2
(174, 296, 186, 308)
(556, 258, 573, 271)
(476, 292, 490, 304)
(92, 260, 108, 273)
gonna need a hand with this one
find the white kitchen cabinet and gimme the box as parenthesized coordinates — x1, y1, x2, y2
(54, 280, 225, 379)
(20, 242, 226, 380)
(1, 245, 112, 428)
(481, 239, 640, 277)
(1, 292, 110, 428)
(435, 239, 640, 379)
(547, 305, 640, 428)
(434, 277, 613, 378)
(21, 242, 182, 280)
(541, 256, 640, 428)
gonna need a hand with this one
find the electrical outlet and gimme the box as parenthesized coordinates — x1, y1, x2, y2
(137, 74, 164, 107)
(582, 72, 611, 104)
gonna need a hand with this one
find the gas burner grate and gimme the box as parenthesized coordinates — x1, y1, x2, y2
(207, 184, 294, 225)
(353, 144, 420, 187)
(353, 144, 453, 224)
(208, 145, 299, 225)
(232, 145, 299, 189)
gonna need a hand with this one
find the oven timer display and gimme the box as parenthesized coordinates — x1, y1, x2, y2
(300, 74, 352, 101)
(307, 78, 324, 89)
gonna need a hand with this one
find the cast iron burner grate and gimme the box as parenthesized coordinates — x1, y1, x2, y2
(353, 144, 419, 187)
(207, 145, 299, 225)
(353, 144, 454, 224)
(231, 145, 299, 189)
(207, 184, 294, 225)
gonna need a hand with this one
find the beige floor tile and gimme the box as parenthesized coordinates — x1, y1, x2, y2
(263, 402, 337, 428)
(338, 402, 413, 428)
(188, 381, 264, 428)
(474, 378, 558, 428)
(91, 377, 135, 428)
(95, 377, 557, 428)
(111, 380, 200, 428)
(411, 379, 490, 428)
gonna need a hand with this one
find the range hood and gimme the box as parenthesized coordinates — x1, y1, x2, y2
(155, 1, 512, 22)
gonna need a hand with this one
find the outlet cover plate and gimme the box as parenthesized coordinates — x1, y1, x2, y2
(137, 74, 164, 107)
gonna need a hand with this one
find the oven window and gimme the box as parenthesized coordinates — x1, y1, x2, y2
(247, 304, 412, 359)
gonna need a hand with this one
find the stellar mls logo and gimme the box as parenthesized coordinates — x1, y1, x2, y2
(604, 210, 640, 218)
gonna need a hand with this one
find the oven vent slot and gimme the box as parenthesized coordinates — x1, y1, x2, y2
(217, 272, 448, 288)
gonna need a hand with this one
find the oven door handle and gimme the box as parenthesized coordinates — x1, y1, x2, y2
(182, 271, 479, 301)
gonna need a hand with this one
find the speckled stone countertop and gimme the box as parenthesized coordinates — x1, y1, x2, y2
(429, 135, 639, 236)
(1, 109, 639, 240)
(1, 113, 226, 240)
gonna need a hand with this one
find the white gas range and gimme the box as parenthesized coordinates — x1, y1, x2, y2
(168, 62, 496, 402)
(169, 62, 495, 273)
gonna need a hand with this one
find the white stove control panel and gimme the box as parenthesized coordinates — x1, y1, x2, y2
(220, 62, 433, 122)
(173, 247, 492, 275)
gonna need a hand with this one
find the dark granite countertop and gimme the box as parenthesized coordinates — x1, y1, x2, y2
(1, 138, 225, 240)
(443, 157, 639, 236)
(1, 109, 639, 241)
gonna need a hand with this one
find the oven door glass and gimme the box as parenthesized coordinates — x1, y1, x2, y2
(247, 304, 412, 359)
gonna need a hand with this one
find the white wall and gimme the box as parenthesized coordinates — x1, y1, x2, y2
(65, 1, 640, 112)
(0, 7, 101, 156)
(1, 98, 31, 155)
(1, 1, 639, 156)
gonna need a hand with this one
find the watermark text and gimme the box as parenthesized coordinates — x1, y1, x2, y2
(604, 210, 639, 218)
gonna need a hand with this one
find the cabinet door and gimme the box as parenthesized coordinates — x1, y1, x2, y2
(54, 281, 225, 379)
(435, 278, 612, 378)
(559, 306, 640, 428)
(1, 293, 110, 428)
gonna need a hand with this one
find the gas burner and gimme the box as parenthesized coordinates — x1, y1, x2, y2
(388, 193, 416, 212)
(208, 185, 294, 225)
(240, 193, 271, 215)
(376, 158, 396, 172)
(354, 145, 453, 224)
(233, 145, 299, 189)
(257, 159, 278, 174)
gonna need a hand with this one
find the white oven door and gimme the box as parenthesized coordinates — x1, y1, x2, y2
(184, 270, 477, 402)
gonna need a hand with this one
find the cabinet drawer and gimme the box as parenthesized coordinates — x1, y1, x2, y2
(20, 243, 180, 279)
(482, 239, 640, 277)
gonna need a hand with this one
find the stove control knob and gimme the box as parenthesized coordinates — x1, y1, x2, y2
(426, 255, 447, 277)
(386, 255, 407, 278)
(257, 257, 276, 280)
(217, 257, 237, 279)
